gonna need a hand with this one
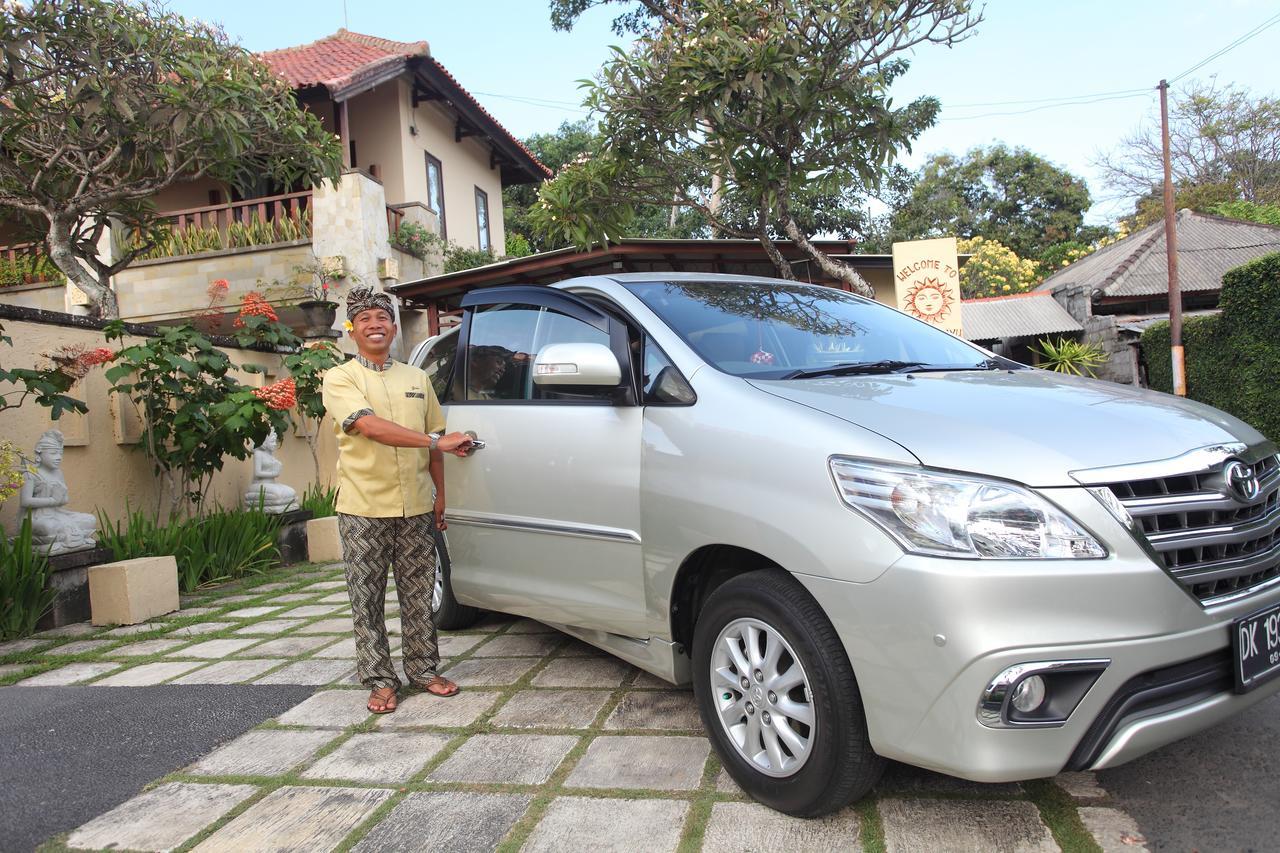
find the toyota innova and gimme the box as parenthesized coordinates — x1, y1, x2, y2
(410, 273, 1280, 816)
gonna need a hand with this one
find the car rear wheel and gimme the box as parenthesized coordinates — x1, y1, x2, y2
(692, 569, 884, 816)
(430, 527, 481, 630)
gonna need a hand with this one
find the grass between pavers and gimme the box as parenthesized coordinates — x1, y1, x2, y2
(29, 576, 1104, 853)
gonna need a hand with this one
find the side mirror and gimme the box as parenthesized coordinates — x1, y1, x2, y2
(532, 342, 622, 386)
(651, 366, 697, 404)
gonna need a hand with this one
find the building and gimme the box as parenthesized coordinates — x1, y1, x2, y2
(0, 29, 548, 350)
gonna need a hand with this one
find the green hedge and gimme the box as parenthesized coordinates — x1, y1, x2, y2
(1141, 252, 1280, 440)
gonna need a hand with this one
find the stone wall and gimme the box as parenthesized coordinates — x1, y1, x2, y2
(1050, 284, 1139, 385)
(0, 282, 67, 314)
(0, 308, 339, 538)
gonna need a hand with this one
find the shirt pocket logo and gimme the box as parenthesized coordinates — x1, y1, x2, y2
(405, 391, 425, 399)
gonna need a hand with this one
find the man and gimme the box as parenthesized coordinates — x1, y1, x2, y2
(322, 287, 474, 714)
(466, 345, 511, 400)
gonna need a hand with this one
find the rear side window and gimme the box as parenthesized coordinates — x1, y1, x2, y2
(419, 331, 458, 401)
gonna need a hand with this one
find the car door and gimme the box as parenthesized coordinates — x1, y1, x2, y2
(436, 287, 648, 637)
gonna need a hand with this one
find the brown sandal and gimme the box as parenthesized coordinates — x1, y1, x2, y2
(412, 675, 460, 698)
(367, 686, 398, 714)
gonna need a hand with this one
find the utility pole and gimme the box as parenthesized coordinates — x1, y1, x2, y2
(1159, 79, 1186, 396)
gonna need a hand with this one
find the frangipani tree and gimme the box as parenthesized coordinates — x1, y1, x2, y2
(533, 0, 980, 296)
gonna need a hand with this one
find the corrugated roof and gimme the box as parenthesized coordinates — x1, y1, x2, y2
(1038, 210, 1280, 299)
(960, 292, 1083, 341)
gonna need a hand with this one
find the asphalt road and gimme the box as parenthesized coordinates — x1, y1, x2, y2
(0, 685, 314, 853)
(1097, 690, 1280, 853)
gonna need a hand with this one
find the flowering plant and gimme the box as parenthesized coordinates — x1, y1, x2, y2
(252, 376, 297, 410)
(0, 440, 31, 506)
(233, 291, 278, 327)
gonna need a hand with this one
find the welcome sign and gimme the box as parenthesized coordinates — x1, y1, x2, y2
(891, 237, 963, 336)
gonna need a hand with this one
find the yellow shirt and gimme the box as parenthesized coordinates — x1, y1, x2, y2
(321, 356, 446, 518)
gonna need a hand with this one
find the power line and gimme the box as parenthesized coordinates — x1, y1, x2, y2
(1170, 10, 1280, 83)
(940, 91, 1154, 122)
(943, 88, 1150, 109)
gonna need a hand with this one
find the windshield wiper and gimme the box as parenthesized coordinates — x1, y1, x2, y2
(781, 360, 930, 379)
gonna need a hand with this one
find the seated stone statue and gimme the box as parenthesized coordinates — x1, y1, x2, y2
(20, 429, 98, 555)
(244, 431, 298, 514)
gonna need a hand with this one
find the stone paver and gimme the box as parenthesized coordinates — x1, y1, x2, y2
(294, 617, 353, 635)
(110, 639, 188, 657)
(232, 619, 304, 635)
(352, 791, 532, 853)
(253, 658, 353, 685)
(430, 733, 578, 784)
(102, 623, 165, 637)
(0, 638, 49, 655)
(559, 639, 609, 657)
(173, 606, 218, 617)
(223, 606, 281, 619)
(384, 616, 402, 634)
(472, 633, 563, 657)
(633, 671, 675, 689)
(880, 763, 1023, 797)
(1054, 771, 1107, 799)
(237, 635, 336, 657)
(66, 782, 258, 852)
(37, 623, 100, 638)
(491, 689, 611, 729)
(303, 732, 451, 783)
(375, 689, 503, 729)
(173, 638, 260, 659)
(167, 622, 233, 637)
(566, 735, 709, 791)
(250, 582, 291, 592)
(438, 634, 483, 656)
(441, 657, 539, 686)
(304, 580, 348, 590)
(505, 618, 556, 634)
(702, 801, 862, 852)
(523, 796, 687, 853)
(318, 592, 349, 604)
(0, 663, 30, 679)
(171, 659, 286, 685)
(1078, 806, 1150, 853)
(48, 639, 114, 656)
(533, 657, 631, 688)
(214, 594, 257, 605)
(280, 604, 341, 618)
(17, 662, 119, 685)
(188, 729, 336, 776)
(265, 593, 318, 603)
(277, 690, 373, 728)
(95, 661, 205, 686)
(878, 799, 1059, 853)
(193, 785, 392, 853)
(605, 690, 702, 731)
(715, 768, 742, 794)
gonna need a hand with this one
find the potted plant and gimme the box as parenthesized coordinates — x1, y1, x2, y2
(295, 262, 343, 330)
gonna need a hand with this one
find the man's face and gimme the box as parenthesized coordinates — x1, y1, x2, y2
(470, 354, 506, 389)
(352, 308, 396, 355)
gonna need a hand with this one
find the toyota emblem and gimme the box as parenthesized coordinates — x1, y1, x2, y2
(1224, 461, 1261, 503)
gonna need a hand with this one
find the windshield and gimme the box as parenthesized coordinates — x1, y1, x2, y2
(623, 280, 991, 379)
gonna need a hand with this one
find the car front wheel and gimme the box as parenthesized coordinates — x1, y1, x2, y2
(692, 568, 884, 816)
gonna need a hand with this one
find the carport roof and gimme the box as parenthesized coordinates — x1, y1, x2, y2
(960, 292, 1083, 342)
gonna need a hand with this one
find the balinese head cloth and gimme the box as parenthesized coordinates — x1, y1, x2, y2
(345, 286, 395, 322)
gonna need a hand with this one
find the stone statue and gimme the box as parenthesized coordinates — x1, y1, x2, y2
(20, 429, 99, 555)
(244, 431, 298, 514)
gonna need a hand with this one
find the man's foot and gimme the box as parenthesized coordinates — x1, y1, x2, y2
(367, 686, 398, 714)
(412, 675, 460, 697)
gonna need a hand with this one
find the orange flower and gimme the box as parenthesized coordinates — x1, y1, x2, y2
(234, 291, 278, 327)
(252, 377, 297, 410)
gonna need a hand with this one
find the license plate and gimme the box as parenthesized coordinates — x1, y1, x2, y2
(1233, 603, 1280, 692)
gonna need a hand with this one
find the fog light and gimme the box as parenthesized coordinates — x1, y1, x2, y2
(1011, 675, 1046, 713)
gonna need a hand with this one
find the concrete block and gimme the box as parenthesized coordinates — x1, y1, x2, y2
(352, 792, 531, 853)
(307, 516, 344, 563)
(88, 557, 179, 626)
(523, 797, 686, 853)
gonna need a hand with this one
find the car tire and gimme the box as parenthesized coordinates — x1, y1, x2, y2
(692, 568, 884, 817)
(431, 527, 481, 630)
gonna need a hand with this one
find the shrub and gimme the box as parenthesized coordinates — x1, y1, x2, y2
(1140, 252, 1280, 440)
(956, 236, 1038, 298)
(391, 221, 439, 260)
(0, 515, 56, 640)
(98, 506, 282, 592)
(1031, 337, 1108, 377)
(0, 253, 66, 287)
(445, 244, 496, 273)
(300, 482, 338, 518)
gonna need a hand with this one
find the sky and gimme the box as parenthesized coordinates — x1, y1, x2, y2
(168, 0, 1280, 227)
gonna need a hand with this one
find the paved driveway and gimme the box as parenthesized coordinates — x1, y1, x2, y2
(2, 563, 1153, 852)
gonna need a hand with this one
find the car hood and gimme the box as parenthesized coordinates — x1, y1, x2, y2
(750, 369, 1266, 487)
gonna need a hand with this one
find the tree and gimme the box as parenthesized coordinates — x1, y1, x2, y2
(1095, 81, 1280, 220)
(888, 145, 1095, 258)
(534, 0, 980, 297)
(0, 0, 343, 318)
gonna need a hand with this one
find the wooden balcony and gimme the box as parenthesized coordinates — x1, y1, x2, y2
(0, 241, 64, 287)
(136, 191, 314, 260)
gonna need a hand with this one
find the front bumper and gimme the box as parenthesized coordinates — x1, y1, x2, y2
(794, 487, 1280, 782)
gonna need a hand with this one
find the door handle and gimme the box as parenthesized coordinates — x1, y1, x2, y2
(463, 430, 486, 455)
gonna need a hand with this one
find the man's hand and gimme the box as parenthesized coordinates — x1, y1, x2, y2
(436, 431, 474, 457)
(433, 495, 447, 530)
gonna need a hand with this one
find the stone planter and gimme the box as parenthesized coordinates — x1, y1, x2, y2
(298, 300, 338, 331)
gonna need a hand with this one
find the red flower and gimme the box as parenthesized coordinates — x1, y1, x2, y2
(80, 347, 117, 366)
(233, 291, 279, 327)
(253, 377, 297, 410)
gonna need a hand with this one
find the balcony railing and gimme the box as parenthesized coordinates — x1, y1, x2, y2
(132, 191, 314, 261)
(0, 241, 65, 287)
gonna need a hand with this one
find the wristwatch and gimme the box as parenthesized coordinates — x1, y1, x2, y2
(428, 432, 441, 451)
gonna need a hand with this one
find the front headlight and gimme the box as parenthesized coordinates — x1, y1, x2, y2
(829, 458, 1106, 559)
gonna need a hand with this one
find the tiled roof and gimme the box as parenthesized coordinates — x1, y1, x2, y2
(960, 292, 1083, 341)
(258, 30, 550, 180)
(1038, 210, 1280, 299)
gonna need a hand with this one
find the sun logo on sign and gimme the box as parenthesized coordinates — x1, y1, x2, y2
(903, 277, 954, 324)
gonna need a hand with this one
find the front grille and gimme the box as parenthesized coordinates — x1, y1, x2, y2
(1106, 454, 1280, 605)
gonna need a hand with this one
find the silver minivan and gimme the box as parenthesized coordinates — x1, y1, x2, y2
(411, 273, 1280, 817)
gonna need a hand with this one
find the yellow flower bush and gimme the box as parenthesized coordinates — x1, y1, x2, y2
(0, 440, 31, 506)
(957, 237, 1039, 299)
